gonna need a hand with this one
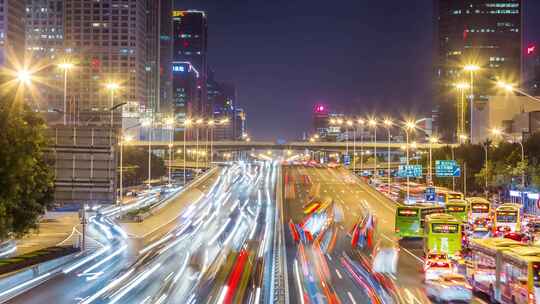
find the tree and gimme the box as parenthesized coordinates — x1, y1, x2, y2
(0, 101, 54, 240)
(121, 147, 166, 187)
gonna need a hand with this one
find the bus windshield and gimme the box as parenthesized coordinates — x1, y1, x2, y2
(431, 223, 459, 233)
(447, 205, 466, 213)
(497, 211, 517, 223)
(534, 262, 540, 287)
(397, 208, 418, 217)
(471, 203, 490, 213)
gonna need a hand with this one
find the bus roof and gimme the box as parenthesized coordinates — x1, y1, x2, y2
(397, 203, 441, 209)
(466, 197, 490, 204)
(470, 238, 523, 249)
(425, 213, 460, 222)
(446, 199, 467, 205)
(496, 203, 521, 211)
(503, 246, 540, 264)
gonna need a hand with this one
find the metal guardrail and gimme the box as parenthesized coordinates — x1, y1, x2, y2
(0, 251, 80, 303)
(270, 165, 289, 304)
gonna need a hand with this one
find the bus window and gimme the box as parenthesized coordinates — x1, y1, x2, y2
(471, 204, 489, 213)
(534, 262, 540, 287)
(447, 205, 466, 213)
(497, 211, 518, 223)
(398, 209, 418, 217)
(432, 223, 459, 234)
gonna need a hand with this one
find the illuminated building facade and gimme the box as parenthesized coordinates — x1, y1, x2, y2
(0, 0, 25, 69)
(434, 0, 523, 140)
(171, 10, 208, 119)
(63, 0, 148, 125)
(26, 0, 65, 111)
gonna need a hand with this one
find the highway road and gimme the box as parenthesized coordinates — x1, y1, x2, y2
(5, 168, 219, 304)
(282, 164, 486, 304)
(7, 161, 279, 304)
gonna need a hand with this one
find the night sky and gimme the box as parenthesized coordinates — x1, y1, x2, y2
(177, 1, 540, 140)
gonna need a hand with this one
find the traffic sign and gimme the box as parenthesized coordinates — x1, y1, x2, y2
(435, 160, 461, 177)
(425, 186, 436, 201)
(344, 155, 351, 166)
(397, 165, 422, 178)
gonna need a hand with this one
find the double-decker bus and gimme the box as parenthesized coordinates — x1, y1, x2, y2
(436, 190, 464, 204)
(395, 203, 445, 238)
(469, 238, 540, 303)
(445, 200, 469, 223)
(424, 213, 462, 257)
(494, 203, 521, 235)
(467, 197, 492, 223)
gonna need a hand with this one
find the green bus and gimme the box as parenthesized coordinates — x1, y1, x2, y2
(445, 199, 469, 223)
(424, 213, 462, 257)
(395, 203, 445, 238)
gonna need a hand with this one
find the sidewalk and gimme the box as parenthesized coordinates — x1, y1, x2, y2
(14, 212, 79, 256)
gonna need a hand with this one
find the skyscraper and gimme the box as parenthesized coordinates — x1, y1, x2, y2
(26, 0, 65, 111)
(0, 0, 25, 70)
(171, 10, 208, 118)
(63, 0, 148, 125)
(434, 0, 523, 140)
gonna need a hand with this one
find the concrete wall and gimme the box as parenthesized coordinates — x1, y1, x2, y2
(45, 126, 118, 206)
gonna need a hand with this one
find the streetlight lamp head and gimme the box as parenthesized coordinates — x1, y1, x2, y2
(464, 64, 480, 72)
(184, 118, 192, 126)
(330, 118, 336, 124)
(164, 117, 174, 126)
(309, 138, 315, 142)
(383, 119, 392, 127)
(336, 118, 343, 125)
(195, 118, 203, 124)
(58, 62, 74, 70)
(429, 136, 439, 144)
(357, 118, 365, 125)
(208, 120, 215, 126)
(455, 82, 470, 90)
(346, 120, 353, 126)
(16, 69, 32, 84)
(368, 119, 377, 127)
(490, 128, 503, 136)
(405, 121, 416, 130)
(106, 82, 120, 91)
(314, 134, 320, 139)
(497, 81, 514, 92)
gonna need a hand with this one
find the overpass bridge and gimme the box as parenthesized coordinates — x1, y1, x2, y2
(128, 140, 456, 151)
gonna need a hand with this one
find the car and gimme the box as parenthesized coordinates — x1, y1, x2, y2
(425, 274, 473, 303)
(503, 231, 529, 243)
(424, 252, 453, 281)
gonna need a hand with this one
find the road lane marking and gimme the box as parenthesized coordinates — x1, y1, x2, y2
(380, 233, 423, 264)
(347, 291, 357, 304)
(335, 269, 343, 279)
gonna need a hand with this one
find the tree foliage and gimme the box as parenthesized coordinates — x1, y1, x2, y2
(421, 132, 540, 193)
(0, 101, 54, 240)
(121, 147, 166, 187)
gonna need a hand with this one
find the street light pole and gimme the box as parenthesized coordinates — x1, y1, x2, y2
(464, 65, 479, 141)
(358, 119, 365, 172)
(183, 119, 191, 186)
(195, 118, 203, 175)
(406, 129, 410, 202)
(59, 63, 74, 125)
(369, 119, 377, 177)
(384, 119, 392, 189)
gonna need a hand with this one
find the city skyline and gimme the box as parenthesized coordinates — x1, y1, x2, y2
(178, 0, 540, 140)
